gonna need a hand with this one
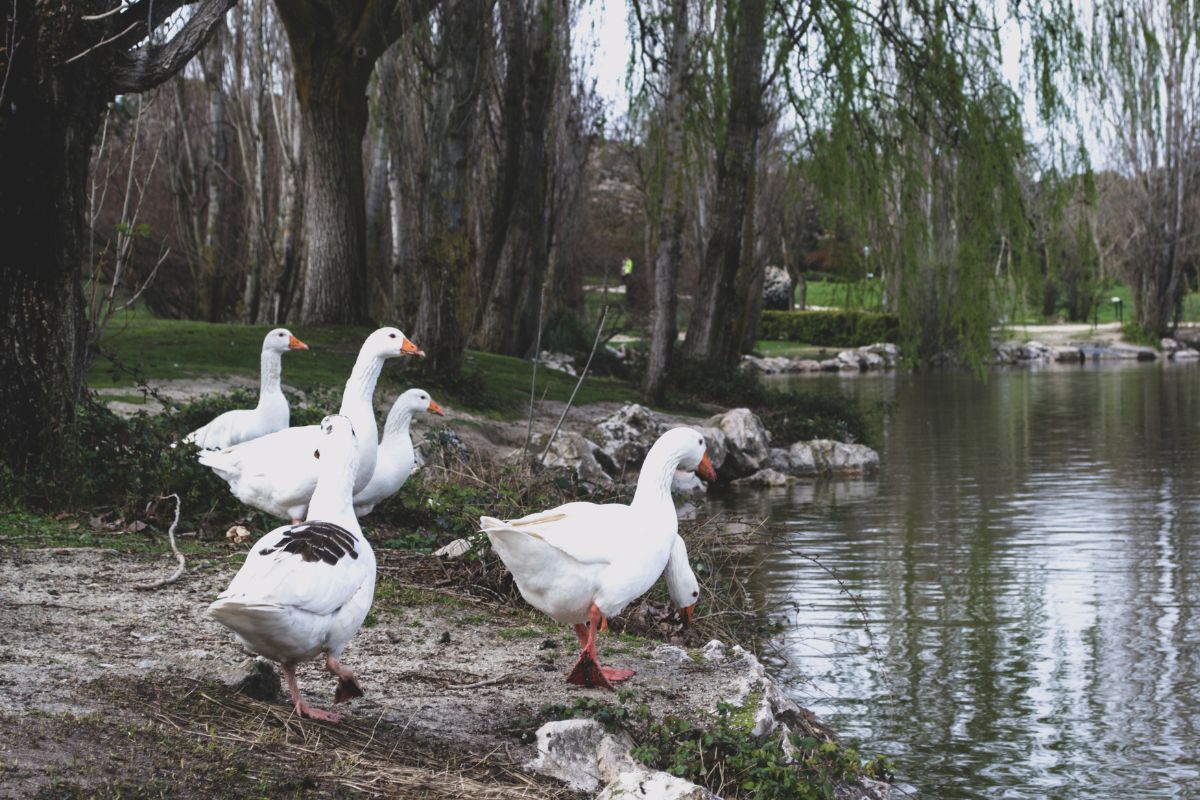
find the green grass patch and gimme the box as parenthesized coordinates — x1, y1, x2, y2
(88, 307, 639, 419)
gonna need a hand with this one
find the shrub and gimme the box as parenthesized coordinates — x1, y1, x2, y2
(759, 310, 900, 347)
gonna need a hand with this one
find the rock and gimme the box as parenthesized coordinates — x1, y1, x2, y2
(860, 342, 899, 366)
(741, 354, 792, 374)
(785, 358, 823, 372)
(672, 470, 707, 498)
(700, 640, 727, 660)
(222, 657, 281, 702)
(859, 350, 886, 370)
(1172, 347, 1200, 360)
(654, 645, 695, 664)
(787, 440, 879, 476)
(768, 447, 791, 471)
(1161, 337, 1182, 353)
(592, 404, 664, 474)
(225, 525, 252, 544)
(1107, 343, 1158, 361)
(836, 350, 865, 371)
(732, 468, 796, 487)
(539, 351, 577, 376)
(434, 538, 472, 559)
(762, 265, 793, 311)
(595, 770, 719, 800)
(1050, 346, 1083, 363)
(991, 342, 1020, 364)
(704, 408, 770, 478)
(1018, 340, 1050, 360)
(526, 719, 637, 792)
(542, 432, 612, 486)
(820, 358, 842, 372)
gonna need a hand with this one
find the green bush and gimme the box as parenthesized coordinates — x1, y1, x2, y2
(759, 310, 900, 347)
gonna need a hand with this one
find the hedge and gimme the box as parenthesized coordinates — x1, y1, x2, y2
(759, 310, 900, 347)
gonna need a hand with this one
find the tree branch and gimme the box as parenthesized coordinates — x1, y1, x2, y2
(109, 0, 237, 94)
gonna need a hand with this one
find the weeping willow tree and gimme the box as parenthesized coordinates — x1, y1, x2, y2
(770, 0, 1082, 368)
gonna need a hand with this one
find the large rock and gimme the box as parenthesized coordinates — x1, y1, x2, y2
(1050, 346, 1084, 363)
(541, 432, 612, 486)
(595, 770, 719, 800)
(1172, 347, 1200, 360)
(762, 265, 793, 311)
(704, 408, 770, 478)
(741, 354, 793, 374)
(591, 404, 664, 474)
(1107, 343, 1158, 361)
(525, 719, 637, 792)
(786, 440, 879, 476)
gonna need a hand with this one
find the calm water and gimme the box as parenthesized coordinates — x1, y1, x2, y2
(714, 362, 1200, 799)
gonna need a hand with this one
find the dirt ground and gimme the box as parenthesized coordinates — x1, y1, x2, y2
(0, 544, 770, 799)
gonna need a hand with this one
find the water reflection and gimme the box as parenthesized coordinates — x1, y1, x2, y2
(711, 363, 1200, 799)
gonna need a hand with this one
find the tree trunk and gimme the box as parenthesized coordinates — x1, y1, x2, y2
(413, 0, 489, 376)
(477, 0, 561, 357)
(293, 68, 371, 323)
(682, 0, 767, 369)
(201, 25, 228, 322)
(642, 0, 691, 403)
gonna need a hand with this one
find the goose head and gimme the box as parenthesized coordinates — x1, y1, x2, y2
(365, 327, 424, 359)
(383, 388, 445, 435)
(264, 327, 308, 352)
(654, 427, 717, 482)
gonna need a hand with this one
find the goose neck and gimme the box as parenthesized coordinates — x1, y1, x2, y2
(307, 447, 361, 532)
(632, 446, 679, 511)
(341, 353, 384, 410)
(383, 407, 416, 440)
(258, 349, 283, 403)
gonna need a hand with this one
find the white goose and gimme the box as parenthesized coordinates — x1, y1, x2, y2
(185, 328, 308, 450)
(209, 414, 376, 723)
(200, 327, 423, 522)
(481, 427, 716, 689)
(353, 388, 444, 517)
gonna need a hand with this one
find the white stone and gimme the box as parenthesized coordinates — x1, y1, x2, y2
(595, 769, 719, 800)
(1171, 348, 1200, 360)
(696, 426, 728, 472)
(786, 440, 879, 476)
(654, 645, 695, 664)
(434, 538, 472, 559)
(784, 358, 823, 372)
(1161, 337, 1182, 352)
(700, 640, 727, 660)
(526, 719, 636, 792)
(1050, 346, 1083, 363)
(704, 408, 770, 478)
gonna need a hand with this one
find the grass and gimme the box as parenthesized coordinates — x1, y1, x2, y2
(752, 341, 837, 359)
(89, 307, 640, 419)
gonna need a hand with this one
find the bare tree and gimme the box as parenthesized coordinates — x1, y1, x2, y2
(1092, 0, 1200, 336)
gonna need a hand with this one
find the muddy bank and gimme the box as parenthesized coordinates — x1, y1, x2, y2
(0, 544, 900, 798)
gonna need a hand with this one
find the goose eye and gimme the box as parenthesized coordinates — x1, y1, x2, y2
(388, 333, 397, 339)
(314, 450, 321, 459)
(692, 590, 698, 597)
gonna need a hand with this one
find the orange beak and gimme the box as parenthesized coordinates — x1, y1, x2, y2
(400, 336, 425, 356)
(427, 400, 444, 416)
(680, 604, 695, 628)
(288, 335, 309, 350)
(695, 452, 717, 482)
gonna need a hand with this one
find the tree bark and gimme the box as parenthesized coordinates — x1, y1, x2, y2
(642, 0, 691, 403)
(477, 0, 562, 357)
(413, 0, 489, 376)
(681, 0, 766, 369)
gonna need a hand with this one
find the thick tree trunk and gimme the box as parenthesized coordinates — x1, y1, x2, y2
(414, 0, 489, 376)
(477, 0, 560, 357)
(642, 0, 691, 404)
(294, 71, 371, 323)
(682, 0, 766, 369)
(0, 5, 105, 473)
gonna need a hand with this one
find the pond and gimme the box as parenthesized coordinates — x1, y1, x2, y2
(712, 362, 1200, 799)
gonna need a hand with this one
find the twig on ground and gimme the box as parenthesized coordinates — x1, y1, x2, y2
(134, 493, 186, 590)
(539, 304, 609, 463)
